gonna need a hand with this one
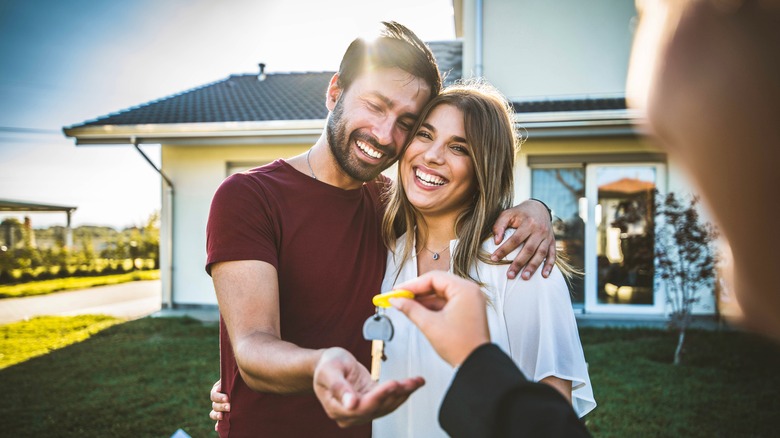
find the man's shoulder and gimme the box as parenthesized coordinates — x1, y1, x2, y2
(236, 159, 289, 180)
(363, 174, 392, 209)
(365, 173, 392, 191)
(220, 160, 301, 190)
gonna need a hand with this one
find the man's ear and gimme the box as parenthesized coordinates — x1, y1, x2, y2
(326, 74, 342, 111)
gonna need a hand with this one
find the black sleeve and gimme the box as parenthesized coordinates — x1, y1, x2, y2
(439, 344, 591, 438)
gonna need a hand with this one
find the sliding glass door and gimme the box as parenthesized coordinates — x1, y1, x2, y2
(531, 166, 586, 307)
(532, 162, 665, 314)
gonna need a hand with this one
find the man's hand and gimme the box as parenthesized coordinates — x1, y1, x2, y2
(209, 379, 230, 431)
(390, 271, 491, 367)
(313, 347, 424, 428)
(492, 199, 556, 280)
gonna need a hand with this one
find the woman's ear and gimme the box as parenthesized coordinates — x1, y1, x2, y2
(326, 74, 342, 111)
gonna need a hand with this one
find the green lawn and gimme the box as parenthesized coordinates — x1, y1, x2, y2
(1, 318, 778, 437)
(581, 328, 780, 437)
(0, 315, 123, 368)
(0, 270, 160, 299)
(1, 316, 219, 437)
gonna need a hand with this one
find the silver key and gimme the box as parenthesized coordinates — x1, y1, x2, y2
(362, 312, 394, 342)
(363, 310, 394, 380)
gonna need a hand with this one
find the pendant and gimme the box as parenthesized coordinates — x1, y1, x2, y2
(433, 253, 440, 260)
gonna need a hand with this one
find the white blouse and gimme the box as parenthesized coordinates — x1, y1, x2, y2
(372, 231, 596, 438)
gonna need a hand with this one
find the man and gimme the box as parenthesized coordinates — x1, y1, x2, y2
(206, 22, 556, 437)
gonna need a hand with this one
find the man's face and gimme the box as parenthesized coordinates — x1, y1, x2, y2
(326, 67, 432, 182)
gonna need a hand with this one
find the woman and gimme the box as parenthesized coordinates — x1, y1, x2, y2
(210, 81, 596, 433)
(373, 81, 595, 437)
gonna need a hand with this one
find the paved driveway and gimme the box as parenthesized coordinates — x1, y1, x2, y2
(0, 280, 161, 325)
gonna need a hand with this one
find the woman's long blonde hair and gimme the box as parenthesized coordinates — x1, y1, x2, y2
(382, 80, 518, 284)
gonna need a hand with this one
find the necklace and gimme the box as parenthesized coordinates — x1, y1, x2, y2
(423, 244, 450, 260)
(306, 149, 317, 180)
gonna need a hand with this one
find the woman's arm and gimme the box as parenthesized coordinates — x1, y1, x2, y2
(540, 376, 572, 404)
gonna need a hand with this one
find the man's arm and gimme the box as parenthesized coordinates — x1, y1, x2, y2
(213, 260, 323, 393)
(492, 199, 557, 280)
(213, 259, 424, 426)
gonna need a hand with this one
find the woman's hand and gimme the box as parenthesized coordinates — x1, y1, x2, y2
(209, 379, 230, 431)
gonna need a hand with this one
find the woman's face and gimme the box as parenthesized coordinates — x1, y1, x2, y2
(400, 103, 476, 218)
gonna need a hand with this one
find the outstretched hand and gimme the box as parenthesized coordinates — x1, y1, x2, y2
(492, 199, 556, 280)
(313, 347, 425, 428)
(389, 271, 491, 367)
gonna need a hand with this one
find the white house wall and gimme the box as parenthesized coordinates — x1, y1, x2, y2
(462, 0, 636, 98)
(161, 143, 310, 306)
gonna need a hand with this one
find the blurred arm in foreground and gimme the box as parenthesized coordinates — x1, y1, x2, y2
(626, 0, 780, 341)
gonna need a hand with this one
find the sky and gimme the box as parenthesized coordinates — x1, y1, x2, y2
(0, 0, 455, 229)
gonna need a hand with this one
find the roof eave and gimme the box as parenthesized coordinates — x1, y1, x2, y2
(63, 120, 326, 145)
(0, 198, 78, 212)
(515, 109, 648, 138)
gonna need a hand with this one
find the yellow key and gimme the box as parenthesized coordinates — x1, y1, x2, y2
(372, 289, 415, 308)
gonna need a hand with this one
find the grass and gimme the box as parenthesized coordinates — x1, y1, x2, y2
(0, 316, 219, 437)
(0, 315, 123, 369)
(582, 328, 780, 437)
(0, 269, 160, 299)
(0, 318, 778, 437)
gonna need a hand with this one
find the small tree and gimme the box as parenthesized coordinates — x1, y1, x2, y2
(655, 191, 717, 365)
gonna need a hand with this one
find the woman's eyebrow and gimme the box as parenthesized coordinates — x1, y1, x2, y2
(420, 122, 468, 144)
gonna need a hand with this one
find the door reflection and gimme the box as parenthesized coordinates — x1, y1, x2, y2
(596, 167, 656, 305)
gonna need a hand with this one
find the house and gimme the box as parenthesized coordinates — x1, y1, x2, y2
(63, 1, 716, 319)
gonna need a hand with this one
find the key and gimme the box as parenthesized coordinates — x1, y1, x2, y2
(362, 309, 394, 381)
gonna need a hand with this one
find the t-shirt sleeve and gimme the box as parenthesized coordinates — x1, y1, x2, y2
(205, 172, 280, 275)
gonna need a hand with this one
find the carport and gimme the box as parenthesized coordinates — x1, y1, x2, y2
(0, 199, 77, 248)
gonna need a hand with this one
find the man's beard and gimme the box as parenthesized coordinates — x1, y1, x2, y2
(326, 98, 393, 182)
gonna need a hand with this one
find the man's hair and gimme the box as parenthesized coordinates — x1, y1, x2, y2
(337, 21, 442, 97)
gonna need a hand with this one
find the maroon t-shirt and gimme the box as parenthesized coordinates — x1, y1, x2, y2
(206, 160, 387, 437)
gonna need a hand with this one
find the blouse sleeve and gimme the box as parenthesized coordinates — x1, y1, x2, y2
(492, 264, 597, 417)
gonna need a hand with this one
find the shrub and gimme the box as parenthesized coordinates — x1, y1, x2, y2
(655, 191, 717, 365)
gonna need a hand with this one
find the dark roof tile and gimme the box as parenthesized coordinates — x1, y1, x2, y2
(69, 41, 625, 129)
(79, 72, 333, 126)
(70, 41, 465, 128)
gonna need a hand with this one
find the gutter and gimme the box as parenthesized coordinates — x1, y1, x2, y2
(63, 120, 325, 145)
(131, 136, 174, 310)
(515, 108, 645, 138)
